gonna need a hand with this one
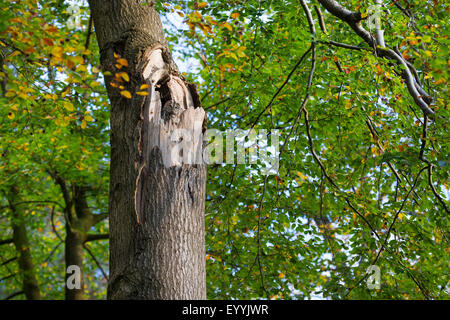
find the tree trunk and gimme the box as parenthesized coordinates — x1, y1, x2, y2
(65, 227, 85, 300)
(88, 1, 207, 299)
(8, 187, 41, 300)
(54, 176, 106, 300)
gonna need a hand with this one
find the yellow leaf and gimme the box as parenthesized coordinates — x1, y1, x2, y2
(296, 171, 308, 180)
(10, 17, 23, 24)
(92, 66, 101, 73)
(197, 2, 208, 9)
(120, 90, 132, 99)
(84, 115, 94, 122)
(371, 146, 379, 156)
(113, 52, 119, 59)
(117, 58, 129, 67)
(120, 72, 130, 82)
(76, 64, 87, 72)
(222, 22, 233, 31)
(43, 38, 53, 46)
(18, 92, 28, 99)
(278, 273, 285, 279)
(81, 120, 87, 129)
(5, 90, 15, 97)
(51, 46, 64, 58)
(61, 87, 70, 97)
(63, 101, 74, 111)
(237, 46, 247, 57)
(72, 56, 84, 65)
(140, 83, 151, 90)
(193, 11, 202, 20)
(7, 112, 15, 120)
(231, 12, 240, 19)
(9, 51, 21, 58)
(46, 25, 58, 34)
(24, 47, 36, 55)
(345, 100, 352, 109)
(136, 91, 149, 96)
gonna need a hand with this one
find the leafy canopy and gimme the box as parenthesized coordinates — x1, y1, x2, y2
(0, 0, 448, 300)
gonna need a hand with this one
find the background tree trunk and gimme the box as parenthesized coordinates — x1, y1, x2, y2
(88, 0, 207, 299)
(8, 187, 41, 300)
(53, 174, 108, 300)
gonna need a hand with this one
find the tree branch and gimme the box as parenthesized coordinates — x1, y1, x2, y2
(4, 291, 24, 300)
(83, 243, 109, 281)
(314, 5, 327, 34)
(250, 45, 313, 129)
(427, 165, 449, 214)
(0, 273, 17, 282)
(0, 238, 13, 246)
(50, 205, 63, 242)
(418, 115, 449, 213)
(1, 256, 17, 266)
(345, 165, 430, 299)
(318, 40, 366, 51)
(84, 233, 109, 243)
(317, 0, 435, 117)
(92, 213, 108, 225)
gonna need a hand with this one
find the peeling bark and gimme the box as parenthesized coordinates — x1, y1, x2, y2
(89, 0, 207, 299)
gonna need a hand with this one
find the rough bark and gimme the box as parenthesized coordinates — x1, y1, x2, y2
(8, 187, 41, 300)
(88, 0, 207, 299)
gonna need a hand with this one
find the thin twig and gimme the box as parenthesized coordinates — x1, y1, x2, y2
(250, 46, 313, 129)
(4, 291, 24, 300)
(256, 175, 270, 299)
(345, 166, 429, 298)
(83, 243, 109, 281)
